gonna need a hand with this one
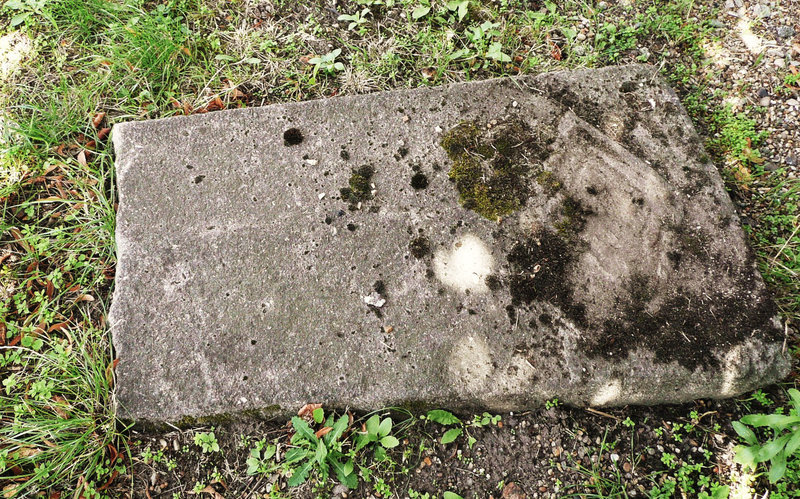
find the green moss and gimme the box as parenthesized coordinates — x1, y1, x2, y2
(535, 170, 562, 194)
(340, 164, 375, 208)
(440, 117, 546, 221)
(554, 196, 588, 238)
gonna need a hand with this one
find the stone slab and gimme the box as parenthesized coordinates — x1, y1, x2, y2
(111, 64, 789, 422)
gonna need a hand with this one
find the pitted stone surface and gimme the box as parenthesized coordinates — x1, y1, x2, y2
(111, 65, 789, 422)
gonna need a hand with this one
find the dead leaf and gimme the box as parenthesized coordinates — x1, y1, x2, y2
(38, 196, 64, 203)
(105, 358, 119, 387)
(206, 96, 225, 112)
(92, 112, 106, 128)
(315, 426, 333, 438)
(97, 127, 111, 141)
(299, 54, 314, 65)
(9, 228, 32, 253)
(421, 67, 436, 80)
(16, 447, 42, 458)
(181, 46, 191, 57)
(50, 395, 71, 419)
(49, 321, 69, 333)
(297, 403, 322, 419)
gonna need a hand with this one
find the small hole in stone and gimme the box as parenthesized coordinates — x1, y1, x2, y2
(410, 172, 429, 190)
(194, 175, 205, 184)
(186, 164, 194, 169)
(251, 339, 257, 345)
(283, 128, 304, 146)
(347, 223, 357, 232)
(243, 376, 249, 381)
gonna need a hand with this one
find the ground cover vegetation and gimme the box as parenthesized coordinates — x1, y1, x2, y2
(0, 0, 798, 496)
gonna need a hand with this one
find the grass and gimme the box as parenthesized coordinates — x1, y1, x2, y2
(1, 0, 799, 496)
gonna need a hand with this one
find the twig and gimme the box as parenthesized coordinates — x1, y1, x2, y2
(585, 407, 620, 421)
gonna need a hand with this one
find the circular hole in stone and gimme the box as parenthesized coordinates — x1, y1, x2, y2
(283, 128, 304, 146)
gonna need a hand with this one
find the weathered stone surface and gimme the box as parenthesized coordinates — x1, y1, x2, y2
(111, 64, 789, 422)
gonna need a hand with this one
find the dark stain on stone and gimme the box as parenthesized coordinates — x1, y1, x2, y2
(283, 128, 303, 146)
(485, 274, 502, 291)
(340, 149, 350, 160)
(586, 185, 598, 196)
(581, 274, 782, 370)
(507, 229, 587, 328)
(194, 175, 205, 184)
(411, 172, 429, 190)
(619, 81, 637, 93)
(373, 280, 386, 295)
(409, 237, 430, 259)
(505, 304, 517, 324)
(346, 223, 357, 232)
(667, 250, 682, 270)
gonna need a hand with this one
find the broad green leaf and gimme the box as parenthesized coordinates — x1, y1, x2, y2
(732, 421, 758, 445)
(712, 485, 730, 499)
(427, 410, 460, 425)
(291, 416, 318, 443)
(562, 27, 577, 40)
(378, 417, 392, 437)
(788, 388, 800, 414)
(354, 433, 370, 452)
(284, 447, 308, 463)
(412, 6, 430, 19)
(10, 11, 30, 26)
(333, 62, 345, 71)
(740, 414, 800, 429)
(733, 444, 759, 469)
(374, 444, 387, 461)
(444, 493, 464, 499)
(768, 449, 787, 483)
(243, 57, 260, 65)
(3, 0, 26, 10)
(756, 435, 790, 462)
(441, 428, 463, 444)
(785, 430, 800, 455)
(467, 436, 477, 449)
(326, 414, 349, 445)
(214, 54, 236, 61)
(365, 414, 381, 437)
(287, 458, 313, 486)
(380, 435, 399, 448)
(263, 444, 276, 460)
(246, 456, 260, 475)
(313, 407, 324, 424)
(315, 439, 327, 464)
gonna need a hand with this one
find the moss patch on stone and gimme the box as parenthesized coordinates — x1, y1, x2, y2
(340, 165, 375, 209)
(440, 117, 554, 221)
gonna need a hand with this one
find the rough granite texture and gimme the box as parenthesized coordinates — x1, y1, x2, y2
(111, 65, 789, 423)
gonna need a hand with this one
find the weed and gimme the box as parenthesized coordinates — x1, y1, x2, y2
(733, 388, 800, 483)
(193, 430, 220, 454)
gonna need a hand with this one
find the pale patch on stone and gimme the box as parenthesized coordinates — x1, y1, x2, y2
(448, 335, 493, 393)
(433, 234, 493, 294)
(590, 379, 622, 406)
